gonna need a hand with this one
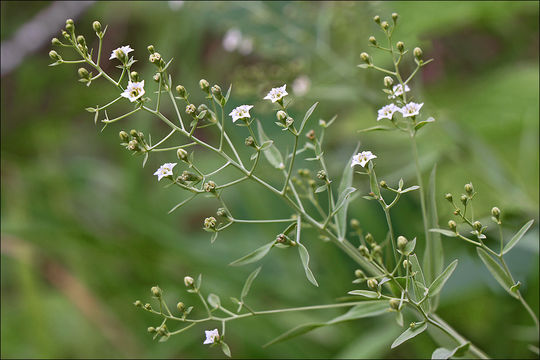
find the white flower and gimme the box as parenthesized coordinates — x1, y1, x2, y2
(264, 85, 288, 103)
(109, 45, 133, 60)
(399, 102, 424, 118)
(203, 328, 220, 345)
(377, 103, 399, 121)
(121, 80, 145, 102)
(153, 163, 177, 181)
(388, 84, 410, 99)
(351, 151, 377, 168)
(223, 28, 242, 52)
(292, 75, 311, 96)
(229, 105, 254, 123)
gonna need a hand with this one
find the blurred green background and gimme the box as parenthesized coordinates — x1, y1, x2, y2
(1, 1, 538, 358)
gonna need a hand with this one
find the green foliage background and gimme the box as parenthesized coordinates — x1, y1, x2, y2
(1, 1, 538, 358)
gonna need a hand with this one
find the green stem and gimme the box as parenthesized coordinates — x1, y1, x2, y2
(410, 135, 430, 247)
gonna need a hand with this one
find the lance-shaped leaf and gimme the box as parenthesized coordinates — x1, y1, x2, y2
(229, 241, 275, 266)
(431, 342, 470, 359)
(391, 322, 428, 349)
(368, 161, 381, 198)
(409, 254, 428, 312)
(398, 237, 416, 256)
(263, 323, 325, 347)
(336, 144, 359, 239)
(414, 117, 435, 131)
(333, 187, 357, 215)
(257, 120, 284, 169)
(401, 185, 420, 193)
(296, 218, 319, 288)
(424, 165, 444, 287)
(476, 247, 518, 298)
(207, 293, 221, 309)
(241, 266, 262, 300)
(348, 290, 379, 298)
(299, 102, 319, 134)
(357, 125, 394, 133)
(221, 341, 231, 358)
(429, 228, 457, 238)
(503, 219, 534, 255)
(427, 259, 458, 297)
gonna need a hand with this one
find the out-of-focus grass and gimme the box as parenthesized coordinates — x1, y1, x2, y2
(1, 1, 538, 358)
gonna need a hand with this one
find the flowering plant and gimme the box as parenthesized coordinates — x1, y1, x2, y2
(49, 13, 538, 359)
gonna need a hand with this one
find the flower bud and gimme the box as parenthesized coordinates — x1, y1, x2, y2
(204, 181, 216, 192)
(77, 67, 89, 78)
(306, 129, 316, 141)
(448, 220, 457, 231)
(181, 171, 200, 182)
(358, 245, 370, 257)
(176, 85, 186, 98)
(454, 209, 461, 216)
(392, 13, 399, 22)
(176, 301, 185, 312)
(491, 207, 501, 221)
(396, 41, 404, 53)
(130, 71, 139, 81)
(76, 35, 86, 47)
(285, 117, 294, 127)
(147, 326, 156, 333)
(92, 21, 102, 34)
(144, 303, 152, 311)
(216, 208, 227, 218)
(149, 52, 161, 63)
(379, 180, 387, 188)
(147, 45, 155, 53)
(65, 19, 75, 33)
(49, 50, 61, 61)
(211, 84, 222, 97)
(177, 148, 188, 161)
(151, 286, 162, 298)
(51, 37, 62, 46)
(372, 245, 382, 258)
(276, 233, 287, 244)
(128, 140, 140, 151)
(367, 278, 378, 290)
(397, 235, 408, 250)
(444, 193, 453, 202)
(389, 298, 400, 310)
(316, 170, 327, 180)
(413, 47, 423, 60)
(360, 52, 371, 64)
(354, 269, 365, 279)
(473, 221, 482, 231)
(245, 136, 255, 148)
(403, 259, 412, 270)
(464, 183, 474, 195)
(460, 194, 468, 206)
(350, 219, 360, 230)
(373, 15, 381, 24)
(204, 216, 217, 229)
(276, 110, 288, 123)
(381, 21, 389, 30)
(185, 104, 196, 115)
(133, 300, 143, 307)
(119, 131, 129, 142)
(184, 276, 194, 287)
(383, 76, 394, 88)
(199, 79, 210, 93)
(365, 233, 374, 245)
(369, 36, 377, 45)
(77, 43, 87, 55)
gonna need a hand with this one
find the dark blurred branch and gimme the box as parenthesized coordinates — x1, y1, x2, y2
(1, 1, 95, 76)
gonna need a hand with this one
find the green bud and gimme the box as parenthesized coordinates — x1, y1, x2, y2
(384, 76, 394, 88)
(185, 104, 196, 115)
(316, 170, 327, 180)
(306, 129, 316, 141)
(389, 298, 400, 310)
(49, 50, 61, 61)
(92, 21, 102, 34)
(65, 19, 75, 33)
(372, 245, 382, 257)
(360, 52, 371, 64)
(473, 221, 482, 231)
(448, 220, 457, 231)
(147, 45, 155, 54)
(444, 193, 453, 202)
(128, 140, 140, 151)
(181, 171, 200, 182)
(460, 194, 468, 206)
(119, 131, 129, 142)
(199, 79, 210, 93)
(276, 110, 288, 122)
(453, 209, 461, 216)
(211, 84, 222, 97)
(76, 35, 86, 46)
(147, 326, 156, 333)
(491, 207, 500, 218)
(129, 129, 138, 137)
(354, 269, 365, 279)
(367, 278, 378, 290)
(464, 183, 474, 195)
(413, 47, 423, 59)
(365, 233, 374, 245)
(403, 259, 411, 270)
(397, 235, 408, 250)
(149, 52, 161, 63)
(245, 136, 255, 148)
(379, 180, 387, 188)
(358, 245, 370, 257)
(216, 208, 227, 218)
(373, 15, 381, 24)
(396, 41, 404, 53)
(177, 302, 185, 312)
(130, 71, 139, 81)
(177, 148, 188, 161)
(392, 13, 399, 23)
(151, 286, 162, 298)
(51, 37, 62, 46)
(133, 300, 143, 307)
(204, 181, 216, 192)
(176, 85, 186, 98)
(204, 216, 217, 229)
(77, 67, 89, 78)
(369, 36, 377, 45)
(144, 303, 152, 311)
(381, 21, 389, 30)
(350, 218, 360, 230)
(184, 276, 194, 288)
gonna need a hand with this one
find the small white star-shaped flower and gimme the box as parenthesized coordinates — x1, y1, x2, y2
(377, 103, 399, 121)
(229, 105, 254, 123)
(388, 84, 410, 99)
(121, 80, 145, 102)
(351, 151, 377, 168)
(400, 102, 424, 118)
(264, 85, 288, 103)
(109, 45, 134, 60)
(203, 328, 220, 345)
(153, 163, 177, 181)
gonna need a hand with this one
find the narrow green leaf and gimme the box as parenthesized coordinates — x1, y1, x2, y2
(328, 300, 390, 324)
(368, 161, 380, 198)
(333, 187, 356, 214)
(401, 185, 420, 193)
(207, 293, 221, 309)
(503, 219, 534, 254)
(314, 185, 327, 193)
(347, 290, 379, 298)
(168, 194, 198, 215)
(357, 125, 394, 133)
(409, 254, 429, 312)
(229, 241, 274, 266)
(391, 322, 428, 349)
(257, 120, 284, 169)
(429, 228, 457, 238)
(241, 266, 262, 300)
(263, 323, 325, 347)
(259, 140, 273, 150)
(298, 243, 319, 287)
(336, 144, 359, 239)
(428, 259, 458, 297)
(414, 117, 435, 131)
(299, 102, 319, 134)
(476, 247, 518, 298)
(221, 341, 231, 357)
(432, 342, 470, 359)
(210, 231, 219, 244)
(399, 237, 416, 256)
